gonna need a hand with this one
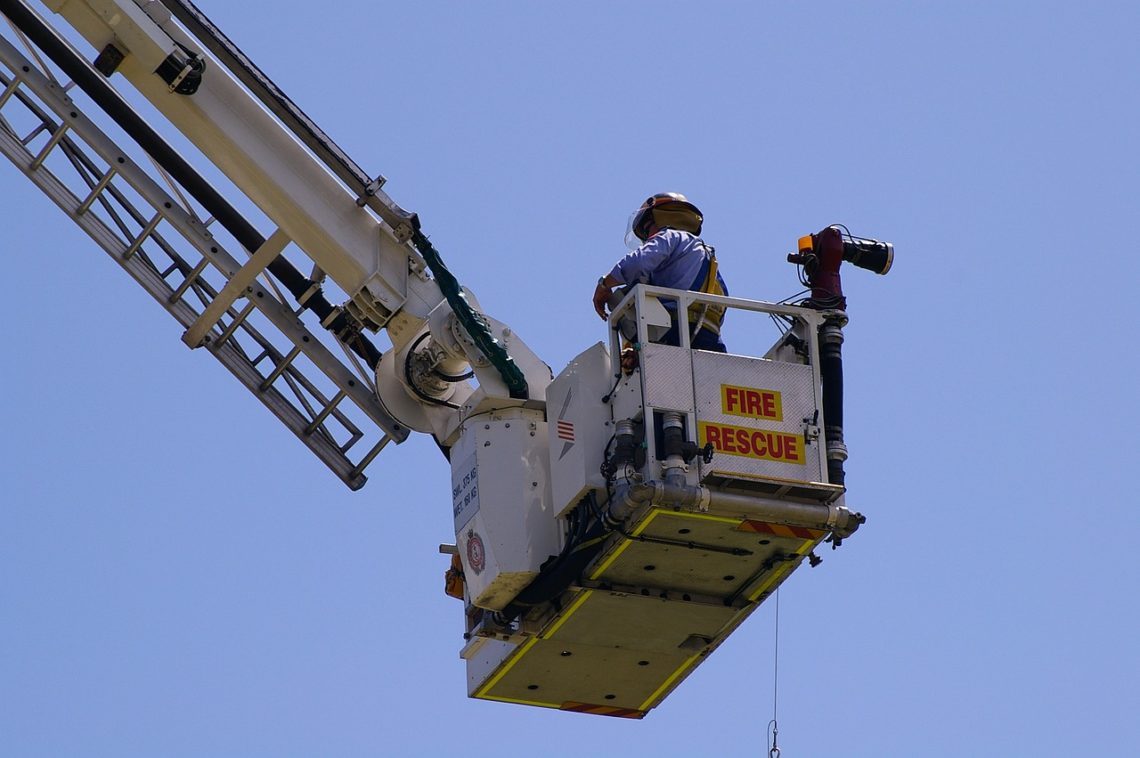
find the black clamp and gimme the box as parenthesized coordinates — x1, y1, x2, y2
(155, 50, 205, 95)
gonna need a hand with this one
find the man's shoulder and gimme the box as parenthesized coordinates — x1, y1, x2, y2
(646, 228, 699, 248)
(650, 228, 695, 241)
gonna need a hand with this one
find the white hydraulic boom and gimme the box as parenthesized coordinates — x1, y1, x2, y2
(1, 0, 887, 718)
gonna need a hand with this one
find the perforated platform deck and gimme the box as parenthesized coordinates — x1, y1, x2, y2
(470, 504, 827, 717)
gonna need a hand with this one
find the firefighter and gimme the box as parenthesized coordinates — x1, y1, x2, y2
(592, 193, 728, 351)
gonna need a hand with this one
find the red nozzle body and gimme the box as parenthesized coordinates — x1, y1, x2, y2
(806, 226, 846, 308)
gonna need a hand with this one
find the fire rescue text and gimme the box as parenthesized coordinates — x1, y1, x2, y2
(721, 384, 783, 422)
(698, 421, 805, 465)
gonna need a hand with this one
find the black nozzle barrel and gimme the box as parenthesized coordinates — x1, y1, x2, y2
(842, 237, 894, 275)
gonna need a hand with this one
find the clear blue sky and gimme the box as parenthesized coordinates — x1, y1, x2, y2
(2, 1, 1138, 755)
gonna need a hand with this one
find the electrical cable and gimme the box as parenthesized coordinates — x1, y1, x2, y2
(778, 289, 810, 305)
(768, 588, 782, 758)
(831, 222, 853, 240)
(403, 331, 460, 409)
(601, 367, 625, 404)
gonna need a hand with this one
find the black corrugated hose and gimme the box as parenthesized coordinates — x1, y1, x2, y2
(410, 229, 529, 400)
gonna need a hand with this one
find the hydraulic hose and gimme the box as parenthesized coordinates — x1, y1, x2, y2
(497, 493, 608, 620)
(498, 523, 607, 620)
(0, 0, 382, 368)
(819, 320, 847, 487)
(411, 229, 529, 400)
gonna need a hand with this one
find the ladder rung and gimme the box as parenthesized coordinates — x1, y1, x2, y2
(304, 389, 347, 435)
(76, 167, 116, 215)
(19, 122, 46, 146)
(0, 75, 21, 109)
(212, 299, 256, 348)
(28, 121, 69, 169)
(350, 436, 392, 480)
(167, 257, 209, 302)
(122, 212, 162, 261)
(259, 344, 302, 392)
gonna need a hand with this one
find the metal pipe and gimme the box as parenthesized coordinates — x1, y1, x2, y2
(606, 480, 863, 539)
(660, 411, 687, 487)
(704, 487, 861, 538)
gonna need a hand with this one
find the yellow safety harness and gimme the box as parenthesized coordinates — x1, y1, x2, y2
(688, 244, 726, 337)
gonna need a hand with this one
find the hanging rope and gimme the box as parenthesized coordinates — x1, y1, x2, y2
(768, 588, 781, 758)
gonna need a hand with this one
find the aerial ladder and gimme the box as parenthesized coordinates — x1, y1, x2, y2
(0, 0, 892, 718)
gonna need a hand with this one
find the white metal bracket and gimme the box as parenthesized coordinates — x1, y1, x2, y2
(181, 227, 290, 348)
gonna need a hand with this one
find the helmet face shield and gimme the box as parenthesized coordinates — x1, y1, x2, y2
(624, 210, 644, 249)
(625, 206, 658, 249)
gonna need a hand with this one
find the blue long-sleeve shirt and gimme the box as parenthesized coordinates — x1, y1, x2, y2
(607, 229, 728, 297)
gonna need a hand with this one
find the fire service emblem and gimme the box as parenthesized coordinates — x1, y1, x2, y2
(466, 530, 486, 575)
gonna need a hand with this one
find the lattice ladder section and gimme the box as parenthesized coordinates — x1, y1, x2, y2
(0, 32, 408, 489)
